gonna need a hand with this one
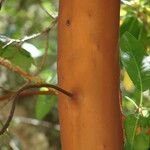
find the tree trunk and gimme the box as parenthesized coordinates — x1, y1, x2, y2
(58, 0, 123, 149)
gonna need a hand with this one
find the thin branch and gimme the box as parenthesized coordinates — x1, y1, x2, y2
(0, 19, 57, 82)
(0, 90, 56, 101)
(0, 18, 57, 48)
(37, 0, 56, 19)
(0, 86, 13, 93)
(0, 58, 60, 96)
(36, 30, 49, 74)
(0, 99, 11, 111)
(0, 57, 43, 83)
(0, 0, 4, 10)
(17, 84, 73, 97)
(0, 82, 31, 112)
(13, 116, 53, 128)
(0, 115, 53, 129)
(0, 83, 72, 135)
(21, 18, 57, 42)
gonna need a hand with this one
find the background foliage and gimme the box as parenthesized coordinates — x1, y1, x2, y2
(0, 0, 149, 149)
(121, 0, 150, 149)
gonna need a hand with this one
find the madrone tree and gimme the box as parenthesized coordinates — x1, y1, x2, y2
(0, 0, 123, 149)
(58, 0, 123, 149)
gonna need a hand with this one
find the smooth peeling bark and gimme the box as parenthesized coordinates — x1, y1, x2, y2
(58, 0, 123, 149)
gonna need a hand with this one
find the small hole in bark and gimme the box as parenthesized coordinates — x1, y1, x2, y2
(88, 12, 92, 17)
(66, 19, 71, 26)
(103, 144, 107, 149)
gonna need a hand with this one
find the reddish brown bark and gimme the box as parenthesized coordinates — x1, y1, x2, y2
(58, 0, 123, 149)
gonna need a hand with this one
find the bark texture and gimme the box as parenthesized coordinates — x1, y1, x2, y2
(58, 0, 123, 149)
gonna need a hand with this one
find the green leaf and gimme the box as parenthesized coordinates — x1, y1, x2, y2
(35, 95, 57, 120)
(120, 17, 148, 48)
(120, 32, 150, 91)
(138, 115, 150, 127)
(124, 141, 131, 150)
(124, 115, 138, 146)
(120, 17, 142, 38)
(124, 114, 150, 150)
(133, 133, 149, 150)
(0, 40, 34, 71)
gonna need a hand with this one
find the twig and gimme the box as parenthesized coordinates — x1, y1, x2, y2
(0, 83, 72, 135)
(21, 18, 57, 42)
(13, 116, 52, 128)
(17, 84, 73, 97)
(0, 86, 12, 93)
(36, 30, 49, 74)
(0, 99, 11, 112)
(37, 0, 56, 19)
(0, 58, 61, 97)
(1, 18, 57, 48)
(0, 115, 58, 129)
(0, 57, 42, 83)
(35, 18, 57, 74)
(0, 0, 4, 10)
(0, 90, 56, 101)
